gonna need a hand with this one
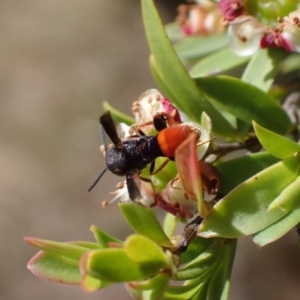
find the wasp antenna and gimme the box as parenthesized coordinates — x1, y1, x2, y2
(87, 168, 107, 192)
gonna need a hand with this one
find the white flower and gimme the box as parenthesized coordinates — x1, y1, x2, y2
(227, 16, 264, 56)
(281, 10, 300, 52)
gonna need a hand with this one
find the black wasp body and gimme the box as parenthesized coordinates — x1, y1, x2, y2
(88, 111, 164, 201)
(88, 111, 199, 201)
(105, 135, 162, 177)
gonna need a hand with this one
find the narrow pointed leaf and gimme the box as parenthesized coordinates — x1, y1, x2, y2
(90, 225, 122, 248)
(201, 112, 212, 135)
(174, 33, 228, 61)
(177, 239, 223, 280)
(142, 0, 236, 137)
(24, 238, 90, 262)
(216, 152, 279, 196)
(242, 48, 285, 92)
(165, 22, 183, 42)
(199, 156, 300, 238)
(207, 239, 237, 300)
(191, 281, 210, 300)
(190, 47, 250, 78)
(102, 101, 135, 125)
(27, 251, 81, 285)
(253, 122, 300, 159)
(280, 53, 300, 74)
(74, 242, 102, 249)
(195, 76, 291, 134)
(228, 48, 283, 138)
(180, 236, 213, 264)
(135, 274, 170, 300)
(253, 206, 300, 247)
(268, 176, 300, 211)
(149, 55, 180, 105)
(119, 202, 174, 249)
(127, 272, 170, 291)
(163, 280, 203, 299)
(163, 213, 178, 238)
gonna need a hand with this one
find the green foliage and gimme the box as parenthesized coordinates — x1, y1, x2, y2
(119, 203, 174, 249)
(142, 0, 236, 138)
(199, 156, 300, 238)
(25, 0, 300, 299)
(253, 122, 300, 159)
(190, 47, 250, 78)
(195, 76, 291, 134)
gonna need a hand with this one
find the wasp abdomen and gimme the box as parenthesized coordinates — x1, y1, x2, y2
(157, 125, 200, 158)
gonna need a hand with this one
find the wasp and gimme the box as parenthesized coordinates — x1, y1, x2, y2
(88, 111, 201, 201)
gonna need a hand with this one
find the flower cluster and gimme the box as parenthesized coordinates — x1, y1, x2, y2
(177, 0, 300, 55)
(176, 0, 224, 36)
(103, 89, 219, 219)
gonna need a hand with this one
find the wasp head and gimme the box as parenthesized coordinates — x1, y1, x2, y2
(105, 145, 129, 176)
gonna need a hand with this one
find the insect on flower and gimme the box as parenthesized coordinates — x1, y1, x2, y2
(88, 110, 207, 202)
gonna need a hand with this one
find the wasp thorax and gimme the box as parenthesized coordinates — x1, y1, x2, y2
(105, 139, 151, 177)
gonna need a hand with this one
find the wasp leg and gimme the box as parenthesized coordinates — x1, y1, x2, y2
(150, 158, 170, 175)
(139, 176, 157, 207)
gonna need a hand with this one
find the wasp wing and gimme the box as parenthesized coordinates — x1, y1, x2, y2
(126, 174, 142, 202)
(100, 111, 121, 146)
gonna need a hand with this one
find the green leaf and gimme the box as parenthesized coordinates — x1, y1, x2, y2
(82, 248, 163, 282)
(163, 213, 179, 238)
(125, 234, 169, 267)
(72, 241, 102, 249)
(191, 281, 210, 300)
(253, 205, 300, 247)
(126, 272, 170, 291)
(253, 122, 300, 159)
(195, 76, 291, 134)
(165, 22, 183, 42)
(163, 280, 203, 300)
(280, 53, 300, 74)
(81, 273, 111, 292)
(199, 155, 300, 238)
(190, 47, 250, 78)
(142, 0, 236, 138)
(27, 251, 81, 285)
(242, 48, 285, 92)
(132, 273, 170, 300)
(174, 33, 228, 62)
(102, 101, 135, 125)
(180, 236, 214, 265)
(236, 48, 285, 137)
(90, 225, 122, 248)
(149, 55, 179, 105)
(24, 238, 92, 264)
(216, 152, 279, 196)
(119, 202, 174, 249)
(201, 111, 212, 136)
(268, 176, 300, 211)
(207, 239, 237, 300)
(177, 239, 223, 280)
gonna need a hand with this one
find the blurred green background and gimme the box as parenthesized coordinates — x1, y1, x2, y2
(1, 1, 300, 300)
